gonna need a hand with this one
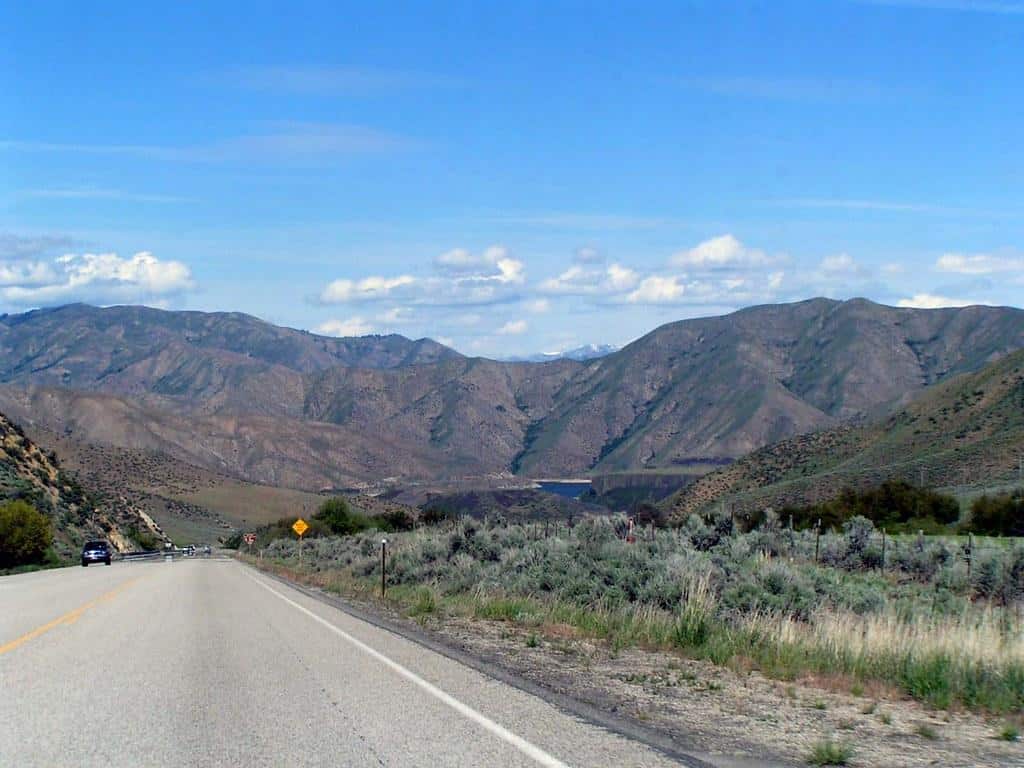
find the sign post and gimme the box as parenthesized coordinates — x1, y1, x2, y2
(381, 539, 388, 599)
(292, 518, 309, 564)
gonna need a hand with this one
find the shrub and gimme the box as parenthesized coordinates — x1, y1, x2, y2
(125, 524, 160, 551)
(807, 739, 853, 765)
(421, 506, 455, 526)
(781, 481, 959, 532)
(965, 490, 1024, 537)
(0, 500, 53, 569)
(371, 508, 415, 532)
(314, 497, 370, 536)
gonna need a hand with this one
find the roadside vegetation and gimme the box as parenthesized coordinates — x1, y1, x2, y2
(774, 481, 1024, 538)
(0, 499, 58, 572)
(774, 480, 959, 533)
(250, 498, 1024, 715)
(225, 497, 415, 549)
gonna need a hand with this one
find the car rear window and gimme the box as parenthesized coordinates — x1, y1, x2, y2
(84, 541, 108, 549)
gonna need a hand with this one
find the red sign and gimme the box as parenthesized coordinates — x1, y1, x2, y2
(243, 533, 256, 545)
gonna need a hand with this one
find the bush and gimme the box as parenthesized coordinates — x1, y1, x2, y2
(314, 498, 370, 536)
(965, 490, 1024, 536)
(781, 481, 960, 532)
(421, 506, 455, 526)
(808, 739, 853, 765)
(125, 524, 160, 551)
(371, 508, 415, 532)
(0, 500, 53, 569)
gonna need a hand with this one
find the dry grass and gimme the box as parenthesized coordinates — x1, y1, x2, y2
(755, 603, 1024, 673)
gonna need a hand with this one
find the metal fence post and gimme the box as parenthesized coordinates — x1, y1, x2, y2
(381, 539, 388, 599)
(966, 533, 973, 588)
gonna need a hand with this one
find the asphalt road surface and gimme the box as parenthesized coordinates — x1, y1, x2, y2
(0, 558, 702, 767)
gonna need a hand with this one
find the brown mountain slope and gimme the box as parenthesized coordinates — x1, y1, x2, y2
(665, 348, 1024, 522)
(512, 298, 1024, 475)
(0, 385, 460, 489)
(0, 411, 161, 557)
(0, 298, 1021, 487)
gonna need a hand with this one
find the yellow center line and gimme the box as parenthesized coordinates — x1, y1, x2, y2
(0, 576, 142, 656)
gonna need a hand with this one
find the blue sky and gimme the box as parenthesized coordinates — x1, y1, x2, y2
(2, 0, 1022, 356)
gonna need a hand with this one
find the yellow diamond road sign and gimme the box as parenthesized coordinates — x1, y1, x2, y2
(292, 518, 309, 537)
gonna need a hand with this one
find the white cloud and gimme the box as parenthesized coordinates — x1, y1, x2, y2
(497, 319, 528, 335)
(320, 275, 415, 303)
(524, 298, 550, 314)
(819, 253, 868, 276)
(433, 245, 524, 284)
(936, 252, 1024, 275)
(0, 251, 194, 306)
(435, 245, 507, 274)
(494, 256, 525, 284)
(670, 234, 773, 270)
(540, 263, 639, 295)
(627, 276, 686, 303)
(896, 293, 981, 309)
(317, 317, 377, 336)
(321, 245, 524, 308)
(606, 264, 640, 291)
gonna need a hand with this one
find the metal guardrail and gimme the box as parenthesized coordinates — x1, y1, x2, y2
(118, 546, 214, 562)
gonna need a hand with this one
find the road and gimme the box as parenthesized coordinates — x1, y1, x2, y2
(0, 558, 702, 767)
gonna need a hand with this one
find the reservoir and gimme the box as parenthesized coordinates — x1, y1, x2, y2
(537, 480, 592, 499)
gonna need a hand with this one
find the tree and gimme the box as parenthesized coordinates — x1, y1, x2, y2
(0, 500, 53, 568)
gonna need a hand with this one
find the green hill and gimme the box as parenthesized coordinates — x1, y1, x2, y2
(666, 348, 1024, 523)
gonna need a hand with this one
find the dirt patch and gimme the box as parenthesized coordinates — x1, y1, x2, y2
(423, 617, 1023, 767)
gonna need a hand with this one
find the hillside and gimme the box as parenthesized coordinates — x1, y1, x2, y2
(0, 298, 1022, 488)
(666, 348, 1024, 522)
(0, 411, 162, 558)
(512, 298, 1024, 475)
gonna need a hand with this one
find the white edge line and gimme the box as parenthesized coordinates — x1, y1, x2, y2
(248, 573, 571, 768)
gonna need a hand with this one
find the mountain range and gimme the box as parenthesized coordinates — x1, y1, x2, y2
(502, 344, 619, 363)
(1, 298, 1022, 491)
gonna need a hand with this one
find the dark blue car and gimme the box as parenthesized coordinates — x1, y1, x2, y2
(81, 540, 112, 567)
